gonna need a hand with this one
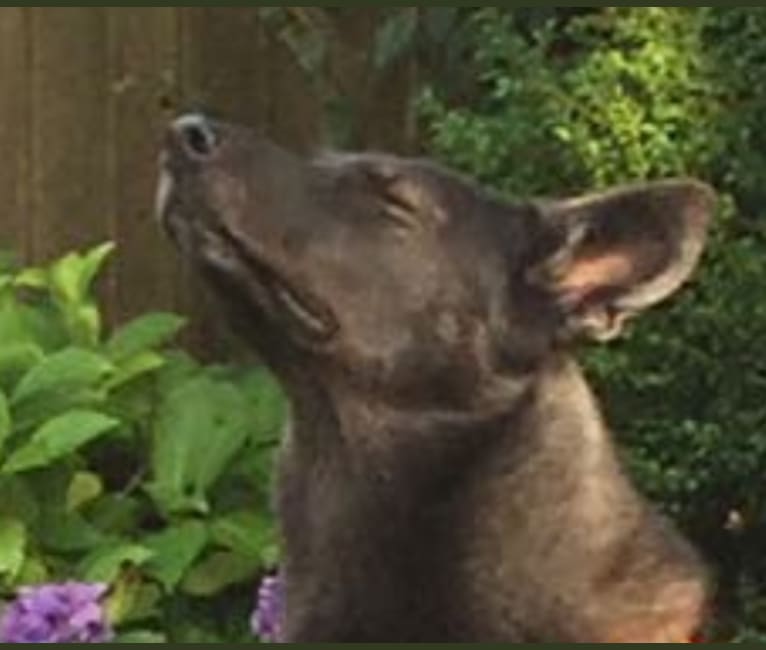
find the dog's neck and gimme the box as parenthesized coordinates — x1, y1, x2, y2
(278, 355, 705, 642)
(283, 353, 611, 496)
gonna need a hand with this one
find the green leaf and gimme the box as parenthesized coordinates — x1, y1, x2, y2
(16, 553, 48, 586)
(69, 302, 102, 347)
(11, 347, 113, 404)
(66, 471, 104, 511)
(181, 551, 260, 596)
(107, 575, 163, 626)
(11, 386, 107, 434)
(35, 507, 105, 552)
(210, 511, 277, 564)
(1, 410, 120, 474)
(0, 299, 34, 347)
(105, 351, 166, 391)
(80, 542, 154, 583)
(49, 252, 83, 306)
(0, 477, 39, 526)
(144, 521, 209, 591)
(0, 517, 26, 580)
(240, 367, 288, 442)
(0, 344, 44, 391)
(78, 242, 115, 299)
(0, 390, 11, 453)
(113, 630, 166, 643)
(106, 313, 186, 362)
(49, 242, 114, 306)
(86, 494, 141, 537)
(13, 266, 47, 290)
(146, 377, 254, 515)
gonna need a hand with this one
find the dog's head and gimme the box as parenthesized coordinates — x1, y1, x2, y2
(158, 114, 713, 407)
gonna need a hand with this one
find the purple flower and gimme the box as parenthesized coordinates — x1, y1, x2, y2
(251, 573, 283, 642)
(0, 582, 113, 643)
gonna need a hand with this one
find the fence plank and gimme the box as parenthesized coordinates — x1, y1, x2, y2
(29, 8, 111, 257)
(28, 7, 113, 325)
(0, 8, 413, 356)
(0, 9, 31, 260)
(106, 7, 183, 324)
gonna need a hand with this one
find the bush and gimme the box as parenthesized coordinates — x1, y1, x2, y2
(0, 244, 285, 642)
(419, 7, 766, 639)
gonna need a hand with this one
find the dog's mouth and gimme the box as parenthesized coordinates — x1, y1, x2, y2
(156, 165, 338, 344)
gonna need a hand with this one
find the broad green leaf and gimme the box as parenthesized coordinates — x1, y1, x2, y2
(34, 507, 105, 552)
(154, 351, 202, 393)
(86, 494, 141, 537)
(240, 367, 288, 442)
(210, 511, 277, 564)
(0, 299, 34, 346)
(11, 347, 114, 404)
(67, 302, 102, 347)
(66, 471, 103, 511)
(0, 477, 39, 525)
(80, 542, 154, 583)
(16, 553, 48, 586)
(142, 484, 208, 517)
(1, 410, 119, 474)
(181, 551, 260, 596)
(0, 390, 11, 453)
(78, 242, 115, 299)
(146, 377, 253, 515)
(49, 242, 114, 307)
(13, 267, 47, 290)
(0, 517, 26, 579)
(105, 351, 166, 391)
(16, 303, 69, 352)
(113, 630, 166, 643)
(144, 521, 208, 591)
(11, 386, 107, 434)
(106, 313, 186, 362)
(49, 252, 83, 305)
(107, 574, 163, 626)
(0, 343, 44, 391)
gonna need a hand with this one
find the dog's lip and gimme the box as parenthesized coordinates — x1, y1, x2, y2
(210, 225, 339, 343)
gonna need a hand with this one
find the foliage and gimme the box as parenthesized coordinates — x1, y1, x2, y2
(257, 8, 479, 148)
(419, 7, 766, 640)
(0, 244, 286, 642)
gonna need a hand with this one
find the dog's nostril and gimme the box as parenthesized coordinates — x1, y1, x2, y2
(173, 114, 218, 158)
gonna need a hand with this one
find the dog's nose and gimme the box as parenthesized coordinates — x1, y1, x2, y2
(170, 113, 219, 159)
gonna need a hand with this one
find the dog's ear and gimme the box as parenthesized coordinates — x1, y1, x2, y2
(527, 179, 715, 341)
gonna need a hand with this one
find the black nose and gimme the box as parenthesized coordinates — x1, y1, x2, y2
(171, 113, 219, 158)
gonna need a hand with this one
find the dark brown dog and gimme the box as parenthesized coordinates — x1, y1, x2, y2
(158, 114, 715, 642)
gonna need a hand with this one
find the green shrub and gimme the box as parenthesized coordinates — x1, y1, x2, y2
(0, 244, 285, 642)
(419, 7, 766, 638)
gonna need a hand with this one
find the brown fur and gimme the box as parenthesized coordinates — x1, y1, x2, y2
(159, 115, 715, 642)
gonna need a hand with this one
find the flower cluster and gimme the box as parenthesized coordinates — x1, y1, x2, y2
(251, 573, 283, 642)
(0, 582, 113, 644)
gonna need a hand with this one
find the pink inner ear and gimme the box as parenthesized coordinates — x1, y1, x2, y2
(558, 249, 635, 305)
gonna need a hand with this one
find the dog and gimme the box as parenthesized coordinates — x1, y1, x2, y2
(158, 114, 715, 642)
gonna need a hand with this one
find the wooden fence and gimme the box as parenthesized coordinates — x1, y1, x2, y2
(0, 7, 414, 355)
